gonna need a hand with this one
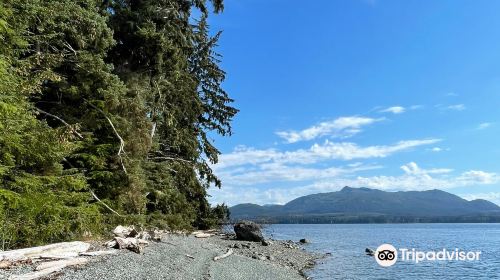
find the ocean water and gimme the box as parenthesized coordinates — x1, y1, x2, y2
(264, 224, 500, 279)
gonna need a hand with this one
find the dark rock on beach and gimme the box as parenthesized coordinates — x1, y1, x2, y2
(234, 220, 264, 242)
(262, 239, 272, 246)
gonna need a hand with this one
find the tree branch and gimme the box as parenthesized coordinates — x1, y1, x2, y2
(90, 190, 122, 216)
(34, 108, 83, 139)
(85, 101, 127, 174)
(149, 156, 193, 164)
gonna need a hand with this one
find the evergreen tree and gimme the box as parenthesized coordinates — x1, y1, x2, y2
(0, 0, 236, 247)
(107, 0, 237, 228)
(0, 0, 103, 248)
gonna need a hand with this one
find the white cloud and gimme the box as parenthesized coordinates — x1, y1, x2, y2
(477, 122, 492, 130)
(214, 138, 441, 170)
(431, 147, 442, 152)
(380, 106, 406, 114)
(400, 162, 453, 175)
(446, 104, 466, 111)
(304, 139, 441, 161)
(218, 163, 381, 186)
(458, 170, 497, 184)
(276, 116, 381, 143)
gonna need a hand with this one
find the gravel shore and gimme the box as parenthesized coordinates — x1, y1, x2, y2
(0, 233, 320, 280)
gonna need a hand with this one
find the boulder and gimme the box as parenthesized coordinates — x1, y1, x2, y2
(299, 238, 309, 244)
(234, 221, 264, 242)
(261, 239, 272, 246)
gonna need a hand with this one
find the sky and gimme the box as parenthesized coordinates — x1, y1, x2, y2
(205, 0, 500, 206)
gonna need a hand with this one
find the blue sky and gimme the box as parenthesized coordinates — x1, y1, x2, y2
(206, 0, 500, 206)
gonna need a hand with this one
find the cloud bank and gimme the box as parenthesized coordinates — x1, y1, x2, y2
(276, 116, 381, 143)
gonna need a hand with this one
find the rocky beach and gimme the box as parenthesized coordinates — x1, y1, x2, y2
(0, 227, 320, 280)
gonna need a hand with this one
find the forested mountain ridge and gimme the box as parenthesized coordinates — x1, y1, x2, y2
(230, 187, 500, 223)
(0, 0, 235, 249)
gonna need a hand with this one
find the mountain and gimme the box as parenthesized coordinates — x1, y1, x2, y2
(229, 187, 500, 223)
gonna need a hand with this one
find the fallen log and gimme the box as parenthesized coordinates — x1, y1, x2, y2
(0, 242, 90, 262)
(9, 265, 66, 280)
(35, 257, 88, 271)
(194, 233, 213, 238)
(39, 252, 80, 259)
(9, 257, 88, 279)
(213, 249, 233, 261)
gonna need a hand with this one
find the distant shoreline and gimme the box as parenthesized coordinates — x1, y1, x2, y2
(229, 214, 500, 224)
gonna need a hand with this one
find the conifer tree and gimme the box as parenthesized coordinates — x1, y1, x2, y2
(0, 0, 236, 246)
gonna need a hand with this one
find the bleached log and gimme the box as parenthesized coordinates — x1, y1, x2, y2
(0, 242, 90, 262)
(109, 237, 147, 253)
(213, 249, 233, 261)
(194, 233, 213, 238)
(35, 257, 88, 271)
(112, 225, 133, 237)
(104, 240, 117, 248)
(39, 252, 79, 259)
(9, 265, 66, 280)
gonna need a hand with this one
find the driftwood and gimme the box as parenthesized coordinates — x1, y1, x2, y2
(35, 257, 88, 271)
(213, 249, 233, 261)
(9, 265, 66, 280)
(112, 225, 134, 237)
(194, 233, 213, 238)
(39, 252, 79, 259)
(106, 237, 148, 254)
(0, 260, 12, 269)
(9, 258, 87, 280)
(0, 242, 90, 262)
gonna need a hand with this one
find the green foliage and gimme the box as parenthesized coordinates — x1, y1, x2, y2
(0, 0, 236, 248)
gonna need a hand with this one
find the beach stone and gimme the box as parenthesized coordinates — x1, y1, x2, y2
(261, 240, 271, 246)
(299, 239, 309, 244)
(252, 254, 266, 261)
(234, 221, 264, 242)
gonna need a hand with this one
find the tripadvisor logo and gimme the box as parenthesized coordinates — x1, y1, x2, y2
(374, 244, 481, 267)
(375, 244, 397, 267)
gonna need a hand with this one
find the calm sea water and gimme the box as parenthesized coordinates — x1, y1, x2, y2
(264, 224, 500, 279)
